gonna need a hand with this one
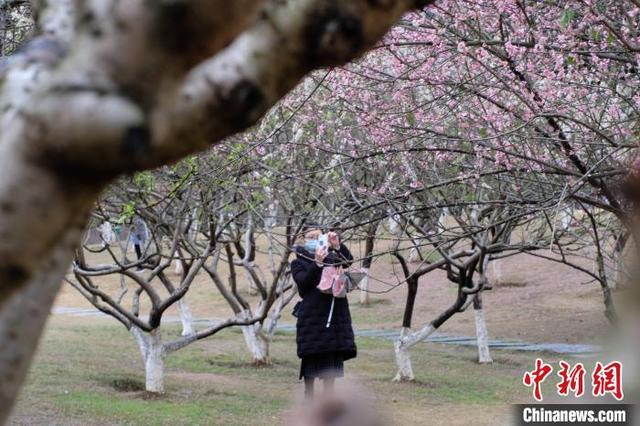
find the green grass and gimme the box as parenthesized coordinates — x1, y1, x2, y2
(10, 317, 571, 425)
(349, 304, 399, 325)
(55, 391, 224, 425)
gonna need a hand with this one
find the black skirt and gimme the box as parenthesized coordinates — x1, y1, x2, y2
(299, 353, 345, 380)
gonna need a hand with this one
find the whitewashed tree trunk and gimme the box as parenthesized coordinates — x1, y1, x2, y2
(131, 327, 166, 393)
(144, 332, 165, 393)
(608, 240, 632, 290)
(559, 208, 572, 230)
(359, 267, 371, 305)
(264, 278, 295, 337)
(99, 221, 116, 245)
(188, 208, 199, 241)
(239, 309, 269, 364)
(612, 258, 628, 290)
(393, 327, 415, 381)
(393, 324, 437, 381)
(178, 299, 195, 337)
(388, 214, 402, 236)
(473, 296, 493, 364)
(242, 324, 269, 364)
(436, 207, 449, 234)
(408, 242, 422, 263)
(489, 258, 503, 285)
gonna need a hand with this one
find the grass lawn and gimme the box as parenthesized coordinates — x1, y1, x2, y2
(9, 316, 578, 426)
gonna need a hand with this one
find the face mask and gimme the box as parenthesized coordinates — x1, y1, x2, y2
(304, 240, 318, 253)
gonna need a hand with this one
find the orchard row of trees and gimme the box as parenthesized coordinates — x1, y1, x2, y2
(66, 0, 639, 391)
(74, 53, 636, 385)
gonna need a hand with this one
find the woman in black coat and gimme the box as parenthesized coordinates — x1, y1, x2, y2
(291, 225, 356, 399)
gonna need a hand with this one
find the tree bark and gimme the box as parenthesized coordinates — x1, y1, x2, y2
(489, 258, 503, 285)
(473, 293, 493, 364)
(360, 222, 377, 305)
(359, 268, 371, 305)
(239, 310, 269, 364)
(131, 327, 165, 393)
(393, 324, 437, 382)
(178, 299, 195, 337)
(242, 325, 269, 365)
(393, 327, 416, 382)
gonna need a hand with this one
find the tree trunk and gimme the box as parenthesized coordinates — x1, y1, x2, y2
(242, 325, 269, 365)
(610, 237, 631, 289)
(402, 278, 419, 329)
(239, 310, 269, 364)
(359, 268, 371, 305)
(131, 327, 165, 393)
(473, 294, 493, 364)
(392, 271, 421, 382)
(601, 284, 618, 325)
(393, 327, 416, 382)
(388, 214, 402, 236)
(360, 222, 377, 305)
(489, 258, 503, 285)
(393, 324, 437, 382)
(178, 299, 195, 336)
(408, 245, 422, 263)
(392, 274, 470, 382)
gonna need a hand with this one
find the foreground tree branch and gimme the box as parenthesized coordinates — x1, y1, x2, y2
(0, 0, 435, 420)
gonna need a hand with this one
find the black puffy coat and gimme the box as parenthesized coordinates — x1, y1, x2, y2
(291, 243, 357, 361)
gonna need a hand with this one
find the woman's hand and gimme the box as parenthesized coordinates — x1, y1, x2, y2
(328, 232, 340, 249)
(315, 245, 328, 266)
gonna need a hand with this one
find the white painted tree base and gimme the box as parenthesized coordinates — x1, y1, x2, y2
(240, 311, 269, 364)
(243, 329, 269, 365)
(474, 308, 493, 364)
(178, 299, 195, 336)
(131, 327, 166, 393)
(489, 258, 503, 285)
(408, 247, 421, 263)
(393, 325, 435, 381)
(393, 340, 415, 381)
(359, 268, 370, 305)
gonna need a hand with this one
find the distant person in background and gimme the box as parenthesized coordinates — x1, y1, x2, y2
(291, 223, 356, 399)
(130, 216, 149, 266)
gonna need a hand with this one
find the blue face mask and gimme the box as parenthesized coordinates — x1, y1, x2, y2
(304, 240, 318, 253)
